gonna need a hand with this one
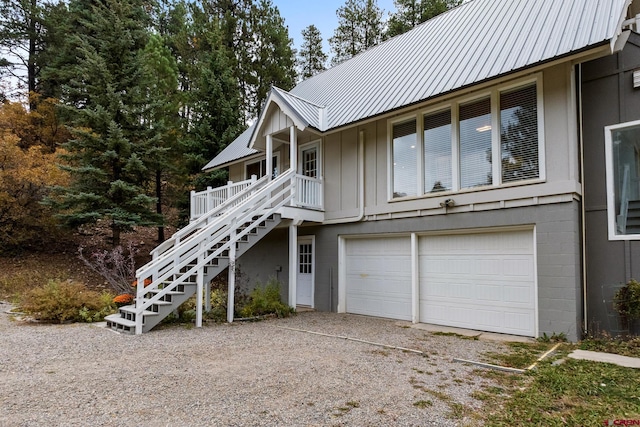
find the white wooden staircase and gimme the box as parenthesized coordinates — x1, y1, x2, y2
(105, 169, 296, 334)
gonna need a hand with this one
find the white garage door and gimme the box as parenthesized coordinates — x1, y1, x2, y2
(345, 236, 412, 320)
(419, 230, 535, 336)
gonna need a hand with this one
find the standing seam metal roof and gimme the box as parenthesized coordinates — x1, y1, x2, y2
(204, 0, 631, 171)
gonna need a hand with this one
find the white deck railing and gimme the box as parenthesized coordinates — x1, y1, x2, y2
(190, 176, 258, 221)
(190, 173, 323, 220)
(294, 175, 323, 210)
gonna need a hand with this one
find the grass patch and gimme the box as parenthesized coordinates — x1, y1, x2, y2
(413, 399, 432, 408)
(485, 358, 640, 426)
(580, 334, 640, 358)
(484, 341, 553, 369)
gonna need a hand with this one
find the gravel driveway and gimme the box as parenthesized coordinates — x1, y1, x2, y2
(0, 302, 509, 426)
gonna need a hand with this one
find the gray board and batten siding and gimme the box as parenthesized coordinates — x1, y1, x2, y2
(237, 202, 582, 341)
(582, 32, 640, 335)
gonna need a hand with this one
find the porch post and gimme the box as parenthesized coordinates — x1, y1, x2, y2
(196, 246, 204, 328)
(411, 233, 419, 324)
(288, 222, 298, 308)
(266, 134, 273, 181)
(227, 224, 237, 323)
(289, 126, 297, 172)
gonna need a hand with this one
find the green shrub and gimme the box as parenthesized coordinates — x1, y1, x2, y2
(19, 280, 116, 323)
(240, 278, 294, 318)
(614, 279, 640, 320)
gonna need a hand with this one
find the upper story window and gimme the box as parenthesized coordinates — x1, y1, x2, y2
(605, 120, 640, 240)
(392, 119, 417, 198)
(500, 84, 539, 183)
(424, 109, 452, 193)
(389, 77, 543, 200)
(460, 97, 492, 188)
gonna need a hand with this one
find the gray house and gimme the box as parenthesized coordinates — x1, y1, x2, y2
(107, 0, 640, 340)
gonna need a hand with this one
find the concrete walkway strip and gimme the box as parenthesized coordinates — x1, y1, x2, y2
(568, 349, 640, 368)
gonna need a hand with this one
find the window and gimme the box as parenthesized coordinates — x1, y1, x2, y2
(460, 98, 492, 188)
(389, 78, 542, 200)
(501, 85, 539, 183)
(245, 154, 279, 179)
(605, 120, 640, 239)
(424, 109, 452, 193)
(393, 119, 417, 198)
(299, 243, 313, 274)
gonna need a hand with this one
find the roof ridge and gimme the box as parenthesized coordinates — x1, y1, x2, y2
(272, 86, 326, 109)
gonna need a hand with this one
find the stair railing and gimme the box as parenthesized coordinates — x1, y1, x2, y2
(149, 174, 270, 262)
(133, 169, 296, 334)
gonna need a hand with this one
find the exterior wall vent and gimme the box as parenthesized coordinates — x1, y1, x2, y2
(634, 69, 640, 89)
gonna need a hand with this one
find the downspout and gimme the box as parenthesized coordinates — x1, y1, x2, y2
(323, 129, 366, 224)
(577, 63, 588, 335)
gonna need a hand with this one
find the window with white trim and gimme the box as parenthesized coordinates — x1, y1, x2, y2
(392, 119, 417, 198)
(605, 120, 640, 239)
(390, 79, 542, 199)
(245, 154, 279, 179)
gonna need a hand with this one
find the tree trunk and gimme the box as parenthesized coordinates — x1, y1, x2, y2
(156, 169, 165, 242)
(27, 0, 37, 110)
(112, 224, 121, 247)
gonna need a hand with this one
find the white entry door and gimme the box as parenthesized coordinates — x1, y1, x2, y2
(296, 236, 314, 307)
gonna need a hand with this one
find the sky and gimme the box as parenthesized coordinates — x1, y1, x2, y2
(272, 0, 397, 53)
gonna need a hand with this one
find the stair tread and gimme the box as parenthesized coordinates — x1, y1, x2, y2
(118, 306, 159, 316)
(105, 314, 136, 327)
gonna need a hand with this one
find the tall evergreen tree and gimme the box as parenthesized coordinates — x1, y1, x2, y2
(199, 0, 295, 122)
(297, 24, 327, 80)
(141, 33, 180, 242)
(249, 0, 296, 118)
(329, 0, 384, 66)
(0, 0, 43, 107)
(386, 0, 461, 38)
(46, 0, 161, 246)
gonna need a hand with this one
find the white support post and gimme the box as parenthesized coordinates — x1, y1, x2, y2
(190, 190, 195, 221)
(206, 186, 212, 212)
(227, 226, 237, 323)
(196, 245, 204, 328)
(289, 126, 297, 173)
(411, 233, 419, 324)
(205, 277, 211, 313)
(266, 134, 273, 182)
(288, 222, 298, 308)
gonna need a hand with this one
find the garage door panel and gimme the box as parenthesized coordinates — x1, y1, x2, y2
(420, 301, 535, 335)
(345, 237, 412, 321)
(420, 230, 535, 336)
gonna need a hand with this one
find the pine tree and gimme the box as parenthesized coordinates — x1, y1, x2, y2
(141, 33, 180, 242)
(0, 0, 43, 107)
(249, 0, 296, 117)
(386, 0, 461, 38)
(298, 25, 327, 80)
(329, 0, 384, 66)
(46, 0, 161, 246)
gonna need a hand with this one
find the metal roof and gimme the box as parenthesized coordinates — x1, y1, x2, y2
(202, 126, 257, 171)
(271, 87, 325, 131)
(205, 0, 631, 170)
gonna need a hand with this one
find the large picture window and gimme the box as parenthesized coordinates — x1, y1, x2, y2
(393, 119, 417, 198)
(389, 78, 542, 200)
(501, 84, 539, 183)
(424, 109, 452, 193)
(605, 120, 640, 239)
(460, 98, 492, 189)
